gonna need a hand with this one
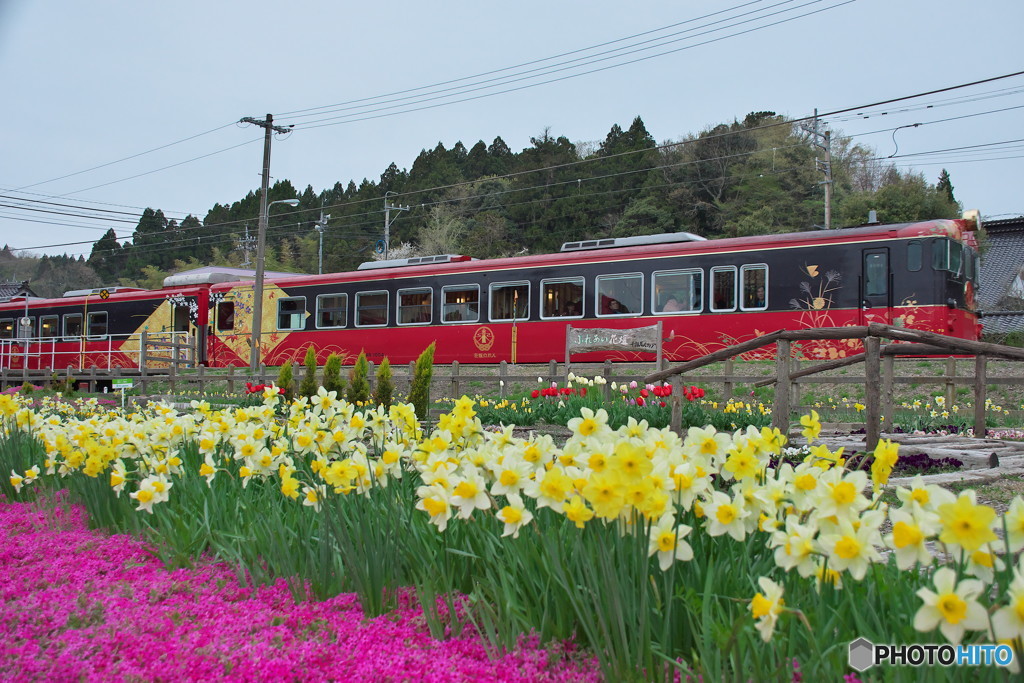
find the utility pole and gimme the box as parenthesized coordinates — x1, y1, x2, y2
(383, 191, 409, 261)
(240, 114, 292, 374)
(237, 225, 256, 267)
(801, 109, 833, 229)
(314, 202, 330, 274)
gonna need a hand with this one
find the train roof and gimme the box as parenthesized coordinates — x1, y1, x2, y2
(210, 216, 977, 291)
(0, 283, 212, 311)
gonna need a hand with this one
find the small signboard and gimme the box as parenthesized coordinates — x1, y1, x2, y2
(565, 322, 664, 374)
(567, 324, 661, 353)
(99, 289, 110, 299)
(112, 378, 133, 390)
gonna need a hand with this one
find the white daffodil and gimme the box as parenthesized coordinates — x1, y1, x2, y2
(647, 513, 693, 571)
(884, 507, 939, 570)
(818, 511, 884, 581)
(496, 493, 533, 539)
(914, 567, 988, 645)
(771, 517, 820, 578)
(702, 490, 750, 542)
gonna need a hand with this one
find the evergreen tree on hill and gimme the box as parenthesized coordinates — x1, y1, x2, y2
(88, 228, 125, 282)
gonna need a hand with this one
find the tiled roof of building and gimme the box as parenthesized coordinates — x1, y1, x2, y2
(981, 311, 1024, 335)
(978, 216, 1024, 310)
(0, 281, 36, 303)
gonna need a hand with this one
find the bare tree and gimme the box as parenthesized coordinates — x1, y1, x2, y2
(417, 205, 467, 255)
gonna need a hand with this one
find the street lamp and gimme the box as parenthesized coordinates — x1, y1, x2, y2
(249, 198, 299, 373)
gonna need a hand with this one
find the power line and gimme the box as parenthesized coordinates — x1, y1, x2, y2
(11, 71, 1024, 253)
(282, 0, 818, 124)
(277, 0, 779, 118)
(14, 123, 239, 191)
(62, 138, 262, 197)
(293, 1, 856, 130)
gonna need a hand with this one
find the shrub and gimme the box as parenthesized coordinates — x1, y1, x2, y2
(277, 361, 294, 401)
(299, 346, 319, 399)
(346, 351, 371, 405)
(408, 342, 436, 421)
(323, 353, 345, 396)
(20, 381, 34, 395)
(373, 357, 394, 409)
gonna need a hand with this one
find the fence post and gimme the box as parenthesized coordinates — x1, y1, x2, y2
(670, 374, 683, 435)
(864, 336, 881, 452)
(790, 355, 800, 414)
(409, 362, 416, 395)
(881, 353, 895, 429)
(499, 360, 508, 399)
(367, 361, 376, 394)
(139, 331, 148, 375)
(548, 359, 557, 385)
(196, 364, 205, 393)
(974, 354, 987, 438)
(260, 364, 267, 386)
(168, 364, 176, 396)
(945, 357, 956, 411)
(723, 358, 734, 401)
(450, 360, 460, 398)
(772, 339, 791, 433)
(226, 365, 235, 394)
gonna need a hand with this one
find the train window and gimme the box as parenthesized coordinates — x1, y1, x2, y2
(398, 288, 432, 325)
(277, 297, 306, 331)
(907, 241, 922, 272)
(356, 291, 388, 327)
(40, 315, 59, 339)
(963, 245, 976, 280)
(597, 273, 642, 316)
(948, 241, 962, 277)
(0, 318, 13, 339)
(710, 267, 737, 312)
(172, 305, 190, 333)
(217, 302, 235, 331)
(541, 277, 584, 319)
(316, 294, 347, 329)
(931, 238, 949, 271)
(653, 269, 702, 313)
(87, 311, 108, 340)
(864, 253, 888, 296)
(740, 265, 768, 311)
(64, 314, 83, 340)
(489, 282, 529, 321)
(441, 285, 479, 323)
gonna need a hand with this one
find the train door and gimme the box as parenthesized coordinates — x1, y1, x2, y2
(171, 302, 195, 364)
(859, 247, 891, 325)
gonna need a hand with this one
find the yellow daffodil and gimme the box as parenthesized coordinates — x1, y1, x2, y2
(750, 576, 785, 642)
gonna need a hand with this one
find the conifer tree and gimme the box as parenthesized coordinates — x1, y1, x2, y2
(373, 357, 394, 409)
(323, 353, 345, 396)
(408, 342, 436, 422)
(346, 351, 371, 405)
(277, 361, 294, 402)
(299, 345, 319, 399)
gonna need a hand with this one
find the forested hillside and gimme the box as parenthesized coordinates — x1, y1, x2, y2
(3, 113, 961, 297)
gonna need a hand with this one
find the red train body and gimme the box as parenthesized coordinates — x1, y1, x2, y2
(1, 215, 983, 371)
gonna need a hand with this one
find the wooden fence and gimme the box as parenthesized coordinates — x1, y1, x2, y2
(645, 323, 1024, 448)
(3, 323, 1023, 449)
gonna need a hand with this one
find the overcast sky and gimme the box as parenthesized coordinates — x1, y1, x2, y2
(1, 0, 1021, 259)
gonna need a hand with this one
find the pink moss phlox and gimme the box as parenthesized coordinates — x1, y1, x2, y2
(0, 500, 599, 682)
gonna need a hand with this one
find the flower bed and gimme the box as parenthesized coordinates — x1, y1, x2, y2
(4, 388, 1024, 680)
(0, 495, 597, 682)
